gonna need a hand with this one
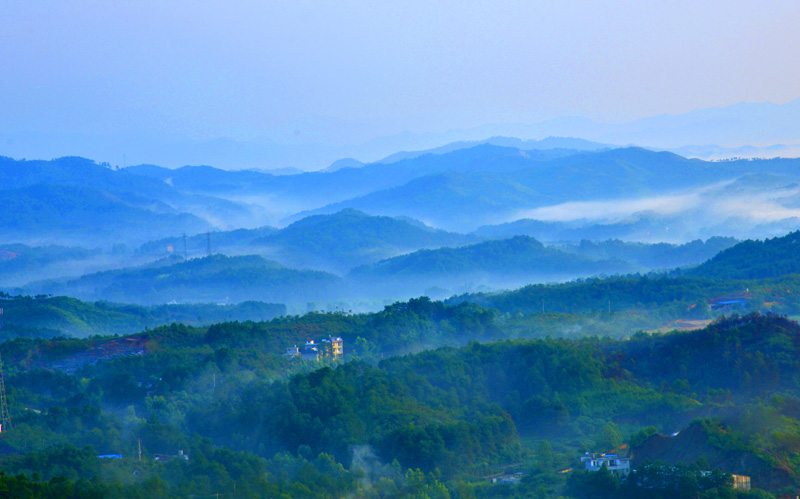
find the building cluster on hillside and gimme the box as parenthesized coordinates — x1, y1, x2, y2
(580, 451, 751, 491)
(284, 336, 343, 361)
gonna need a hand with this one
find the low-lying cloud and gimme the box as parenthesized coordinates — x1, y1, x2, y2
(514, 181, 800, 225)
(519, 192, 704, 222)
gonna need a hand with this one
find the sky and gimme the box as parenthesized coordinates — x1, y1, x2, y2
(2, 0, 800, 146)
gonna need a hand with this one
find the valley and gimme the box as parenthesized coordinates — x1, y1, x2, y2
(2, 146, 800, 497)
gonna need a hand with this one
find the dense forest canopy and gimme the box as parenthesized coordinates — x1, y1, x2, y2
(0, 288, 796, 497)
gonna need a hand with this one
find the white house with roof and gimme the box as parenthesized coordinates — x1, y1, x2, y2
(580, 453, 631, 476)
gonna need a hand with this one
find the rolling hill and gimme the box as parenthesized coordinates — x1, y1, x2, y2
(138, 226, 279, 257)
(136, 210, 478, 273)
(558, 237, 738, 270)
(0, 294, 286, 337)
(294, 147, 771, 232)
(687, 230, 800, 280)
(11, 147, 800, 245)
(252, 209, 479, 272)
(0, 156, 264, 245)
(349, 235, 636, 297)
(0, 183, 213, 245)
(23, 254, 344, 307)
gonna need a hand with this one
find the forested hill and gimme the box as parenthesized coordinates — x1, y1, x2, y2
(251, 208, 477, 273)
(135, 210, 477, 274)
(349, 235, 635, 284)
(559, 237, 738, 270)
(687, 230, 800, 279)
(0, 183, 212, 244)
(615, 313, 800, 393)
(446, 272, 800, 323)
(447, 275, 727, 316)
(2, 309, 800, 496)
(0, 293, 286, 338)
(22, 254, 344, 306)
(0, 156, 171, 194)
(0, 156, 256, 245)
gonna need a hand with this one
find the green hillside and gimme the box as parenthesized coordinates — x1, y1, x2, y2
(350, 235, 635, 284)
(254, 209, 477, 272)
(25, 254, 344, 306)
(447, 271, 800, 334)
(688, 231, 800, 279)
(0, 306, 795, 497)
(559, 237, 738, 270)
(0, 293, 286, 337)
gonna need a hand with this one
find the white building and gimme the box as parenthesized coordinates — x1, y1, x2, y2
(580, 453, 631, 476)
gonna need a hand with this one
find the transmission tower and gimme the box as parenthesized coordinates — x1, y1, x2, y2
(0, 352, 11, 432)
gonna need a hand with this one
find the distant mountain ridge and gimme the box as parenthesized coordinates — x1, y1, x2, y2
(0, 156, 263, 244)
(292, 147, 733, 231)
(0, 183, 213, 245)
(126, 143, 591, 216)
(8, 146, 800, 251)
(4, 99, 799, 169)
(374, 136, 609, 164)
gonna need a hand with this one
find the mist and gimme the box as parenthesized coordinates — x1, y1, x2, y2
(509, 179, 800, 243)
(4, 1, 800, 496)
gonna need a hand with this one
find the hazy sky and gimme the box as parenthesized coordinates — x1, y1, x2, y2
(3, 0, 799, 144)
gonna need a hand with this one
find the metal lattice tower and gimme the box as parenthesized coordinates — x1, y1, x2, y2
(0, 352, 10, 432)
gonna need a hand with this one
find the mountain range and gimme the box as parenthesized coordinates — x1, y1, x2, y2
(3, 99, 799, 169)
(5, 141, 800, 309)
(7, 142, 800, 245)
